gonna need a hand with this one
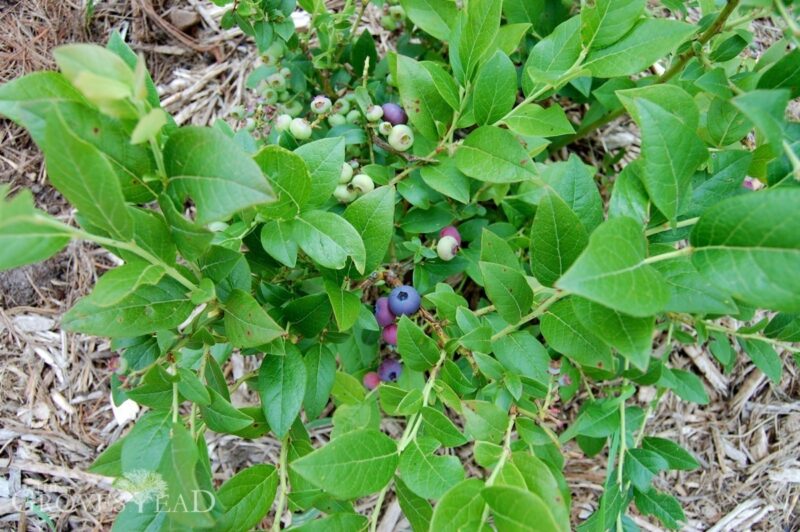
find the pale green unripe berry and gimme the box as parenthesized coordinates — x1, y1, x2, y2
(344, 92, 357, 102)
(266, 73, 286, 91)
(245, 118, 256, 131)
(328, 113, 347, 127)
(278, 90, 290, 102)
(339, 162, 354, 184)
(381, 14, 398, 30)
(334, 184, 358, 203)
(275, 114, 292, 132)
(281, 100, 303, 117)
(378, 121, 393, 136)
(279, 67, 292, 78)
(389, 5, 405, 20)
(231, 105, 245, 119)
(311, 95, 332, 114)
(332, 99, 351, 115)
(351, 173, 374, 194)
(261, 87, 279, 104)
(266, 41, 285, 59)
(366, 105, 384, 122)
(289, 118, 312, 139)
(346, 109, 362, 125)
(437, 235, 459, 261)
(388, 124, 414, 152)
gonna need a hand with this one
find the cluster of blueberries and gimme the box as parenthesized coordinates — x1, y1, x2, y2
(361, 226, 462, 389)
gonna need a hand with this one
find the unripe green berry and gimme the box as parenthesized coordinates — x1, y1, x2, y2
(230, 104, 245, 119)
(346, 109, 362, 125)
(344, 92, 357, 102)
(279, 67, 292, 78)
(311, 95, 332, 114)
(389, 5, 405, 20)
(333, 99, 351, 115)
(388, 124, 414, 152)
(289, 118, 312, 139)
(245, 118, 256, 131)
(265, 41, 285, 60)
(281, 100, 303, 117)
(381, 14, 398, 30)
(262, 52, 279, 67)
(328, 113, 347, 127)
(278, 90, 290, 102)
(366, 105, 384, 122)
(275, 114, 292, 132)
(261, 87, 279, 104)
(437, 235, 459, 261)
(339, 162, 354, 184)
(378, 121, 393, 136)
(266, 73, 286, 91)
(351, 173, 375, 194)
(334, 184, 358, 203)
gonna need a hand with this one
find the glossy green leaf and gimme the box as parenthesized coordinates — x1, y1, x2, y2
(399, 436, 465, 499)
(530, 191, 588, 287)
(400, 0, 458, 41)
(429, 479, 487, 532)
(397, 54, 454, 140)
(216, 465, 278, 532)
(258, 344, 307, 437)
(482, 486, 560, 532)
(541, 299, 614, 371)
(503, 104, 574, 137)
(397, 315, 441, 371)
(224, 289, 284, 348)
(254, 144, 311, 220)
(343, 186, 395, 275)
(581, 0, 645, 50)
(472, 51, 516, 125)
(294, 137, 346, 207)
(456, 126, 536, 183)
(293, 210, 366, 273)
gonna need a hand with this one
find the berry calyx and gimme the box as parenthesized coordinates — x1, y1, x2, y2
(388, 124, 414, 152)
(334, 184, 357, 203)
(388, 285, 421, 316)
(266, 73, 286, 91)
(382, 323, 398, 345)
(311, 95, 332, 114)
(378, 121, 393, 136)
(378, 358, 402, 382)
(351, 173, 375, 194)
(439, 226, 462, 246)
(289, 118, 312, 139)
(437, 235, 459, 261)
(363, 371, 381, 390)
(382, 102, 408, 125)
(375, 297, 396, 327)
(339, 162, 354, 184)
(275, 114, 292, 132)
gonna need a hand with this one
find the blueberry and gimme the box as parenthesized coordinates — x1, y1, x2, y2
(351, 173, 374, 194)
(382, 323, 398, 345)
(339, 162, 354, 184)
(439, 225, 462, 246)
(388, 124, 414, 152)
(266, 73, 286, 91)
(388, 285, 421, 316)
(333, 99, 351, 115)
(311, 95, 332, 114)
(382, 103, 408, 125)
(328, 113, 347, 127)
(346, 109, 362, 125)
(437, 235, 459, 261)
(289, 118, 312, 139)
(378, 358, 402, 382)
(366, 105, 384, 122)
(378, 121, 393, 136)
(333, 184, 357, 203)
(275, 114, 292, 132)
(363, 371, 381, 390)
(374, 296, 396, 327)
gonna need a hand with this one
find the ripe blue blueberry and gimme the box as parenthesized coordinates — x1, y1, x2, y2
(388, 285, 420, 316)
(378, 358, 402, 382)
(374, 296, 396, 327)
(381, 102, 407, 125)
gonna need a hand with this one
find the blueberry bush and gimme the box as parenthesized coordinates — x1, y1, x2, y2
(1, 0, 799, 529)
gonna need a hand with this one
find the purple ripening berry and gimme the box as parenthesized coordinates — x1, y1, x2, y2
(378, 358, 402, 382)
(388, 285, 421, 316)
(363, 371, 381, 390)
(439, 225, 462, 246)
(375, 297, 396, 327)
(382, 323, 398, 345)
(381, 102, 408, 125)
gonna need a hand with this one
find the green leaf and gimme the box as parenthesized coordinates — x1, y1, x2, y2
(400, 0, 458, 41)
(493, 23, 532, 55)
(292, 513, 369, 531)
(0, 187, 71, 271)
(462, 400, 508, 443)
(651, 257, 738, 314)
(571, 297, 653, 371)
(254, 145, 311, 220)
(559, 398, 619, 441)
(707, 97, 752, 147)
(63, 277, 194, 338)
(258, 344, 307, 437)
(201, 387, 255, 433)
(658, 368, 709, 405)
(43, 109, 132, 240)
(584, 19, 695, 78)
(260, 219, 298, 267)
(530, 191, 588, 287)
(503, 104, 574, 137)
(557, 217, 669, 317)
(522, 16, 581, 96)
(176, 367, 210, 405)
(510, 452, 570, 531)
(303, 344, 336, 420)
(757, 48, 800, 98)
(397, 315, 441, 371)
(89, 438, 124, 477)
(399, 436, 465, 499)
(420, 407, 468, 447)
(538, 155, 604, 232)
(397, 54, 454, 141)
(165, 126, 274, 224)
(484, 486, 561, 532)
(472, 51, 516, 125)
(216, 465, 278, 532)
(633, 488, 685, 530)
(765, 313, 800, 342)
(455, 126, 536, 183)
(623, 448, 669, 491)
(284, 293, 332, 337)
(126, 365, 173, 409)
(503, 0, 569, 37)
(396, 476, 433, 532)
(291, 429, 398, 499)
(581, 0, 645, 50)
(641, 437, 700, 471)
(324, 279, 361, 332)
(540, 299, 614, 371)
(458, 0, 502, 79)
(420, 154, 471, 204)
(89, 262, 165, 307)
(739, 339, 782, 384)
(621, 97, 707, 224)
(224, 289, 284, 348)
(492, 331, 550, 385)
(429, 479, 487, 532)
(292, 210, 366, 273)
(690, 190, 800, 312)
(120, 410, 171, 472)
(732, 89, 789, 147)
(343, 186, 395, 275)
(158, 194, 213, 262)
(294, 137, 346, 208)
(479, 262, 534, 325)
(480, 229, 522, 270)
